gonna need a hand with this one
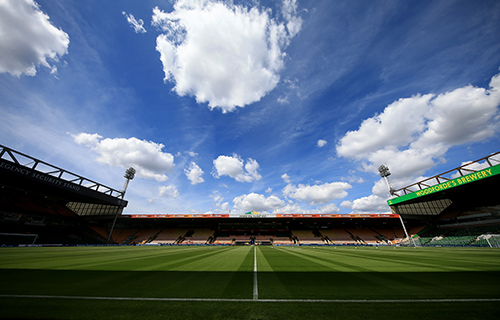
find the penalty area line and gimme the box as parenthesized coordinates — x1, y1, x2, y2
(2, 295, 500, 303)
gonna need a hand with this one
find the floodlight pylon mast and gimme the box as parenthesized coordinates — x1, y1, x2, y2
(107, 167, 135, 244)
(378, 164, 395, 196)
(378, 165, 416, 248)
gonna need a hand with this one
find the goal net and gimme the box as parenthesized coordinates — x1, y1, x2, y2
(476, 234, 500, 248)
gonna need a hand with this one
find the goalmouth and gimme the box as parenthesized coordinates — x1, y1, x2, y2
(477, 234, 500, 248)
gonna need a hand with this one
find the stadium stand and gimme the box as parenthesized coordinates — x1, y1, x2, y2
(90, 227, 110, 242)
(273, 236, 293, 245)
(152, 229, 187, 244)
(184, 228, 215, 244)
(2, 145, 499, 248)
(344, 229, 377, 244)
(415, 223, 500, 247)
(319, 229, 354, 244)
(291, 230, 323, 245)
(108, 229, 142, 244)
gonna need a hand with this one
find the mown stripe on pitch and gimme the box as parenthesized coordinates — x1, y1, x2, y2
(2, 295, 500, 303)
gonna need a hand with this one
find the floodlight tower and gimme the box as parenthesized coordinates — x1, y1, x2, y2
(107, 167, 135, 244)
(122, 167, 136, 199)
(378, 164, 416, 248)
(378, 164, 395, 196)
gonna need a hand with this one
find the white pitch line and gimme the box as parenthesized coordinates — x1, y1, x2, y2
(253, 245, 258, 300)
(2, 295, 499, 303)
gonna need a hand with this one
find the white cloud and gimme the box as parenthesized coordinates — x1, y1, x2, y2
(233, 193, 285, 213)
(277, 96, 289, 104)
(315, 203, 341, 214)
(281, 0, 302, 38)
(73, 132, 102, 147)
(274, 201, 303, 213)
(414, 74, 500, 148)
(210, 192, 223, 203)
(341, 194, 389, 213)
(317, 139, 327, 147)
(372, 178, 392, 197)
(212, 154, 262, 182)
(229, 185, 345, 214)
(219, 202, 231, 213)
(336, 72, 500, 179)
(281, 173, 291, 183)
(184, 161, 204, 185)
(244, 158, 261, 181)
(273, 201, 340, 214)
(159, 185, 179, 198)
(152, 0, 302, 113)
(0, 0, 69, 77)
(282, 181, 352, 205)
(341, 175, 365, 184)
(362, 145, 447, 178)
(209, 191, 230, 213)
(337, 94, 433, 160)
(122, 11, 147, 33)
(73, 133, 175, 182)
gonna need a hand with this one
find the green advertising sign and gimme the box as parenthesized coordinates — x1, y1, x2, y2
(387, 164, 500, 206)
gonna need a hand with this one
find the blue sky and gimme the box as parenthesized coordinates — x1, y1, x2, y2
(1, 0, 499, 215)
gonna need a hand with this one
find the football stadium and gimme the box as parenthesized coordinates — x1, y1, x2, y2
(1, 144, 500, 319)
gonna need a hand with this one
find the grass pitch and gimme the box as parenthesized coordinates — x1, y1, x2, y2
(1, 245, 499, 319)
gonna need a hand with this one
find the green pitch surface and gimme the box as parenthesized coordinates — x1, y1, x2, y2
(1, 245, 499, 319)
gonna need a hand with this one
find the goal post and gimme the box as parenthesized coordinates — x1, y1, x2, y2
(0, 233, 38, 246)
(477, 234, 500, 248)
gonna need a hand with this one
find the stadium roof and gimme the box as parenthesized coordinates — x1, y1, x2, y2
(387, 151, 500, 218)
(0, 144, 127, 208)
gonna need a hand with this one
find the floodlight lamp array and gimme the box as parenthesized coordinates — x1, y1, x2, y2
(378, 164, 391, 178)
(124, 167, 136, 180)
